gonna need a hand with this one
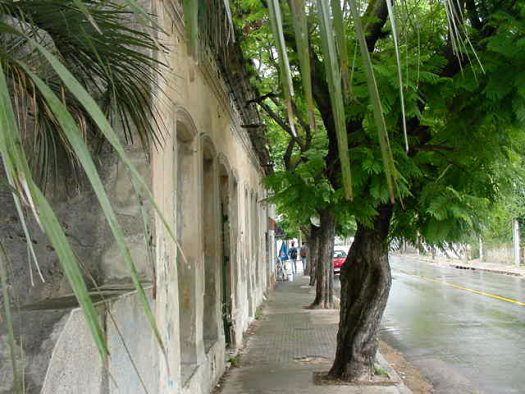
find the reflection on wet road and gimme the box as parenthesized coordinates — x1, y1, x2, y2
(381, 256, 525, 394)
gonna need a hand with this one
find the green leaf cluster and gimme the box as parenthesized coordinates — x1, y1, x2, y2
(1, 0, 163, 185)
(237, 0, 525, 247)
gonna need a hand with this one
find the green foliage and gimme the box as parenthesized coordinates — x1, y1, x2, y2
(255, 305, 264, 320)
(0, 0, 175, 372)
(264, 133, 333, 234)
(317, 0, 353, 199)
(228, 354, 241, 367)
(1, 0, 163, 185)
(238, 0, 525, 248)
(373, 364, 389, 377)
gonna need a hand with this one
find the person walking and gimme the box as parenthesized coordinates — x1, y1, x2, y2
(279, 241, 289, 266)
(300, 241, 308, 274)
(289, 241, 298, 274)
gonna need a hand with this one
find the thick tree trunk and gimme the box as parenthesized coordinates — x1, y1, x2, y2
(308, 225, 319, 286)
(329, 204, 393, 381)
(310, 209, 335, 309)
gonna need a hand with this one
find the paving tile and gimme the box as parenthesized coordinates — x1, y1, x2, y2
(219, 275, 410, 394)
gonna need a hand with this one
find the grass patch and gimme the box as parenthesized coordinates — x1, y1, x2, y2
(255, 305, 264, 320)
(374, 364, 389, 377)
(228, 355, 241, 368)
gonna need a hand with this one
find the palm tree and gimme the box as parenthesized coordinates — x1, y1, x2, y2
(0, 1, 167, 389)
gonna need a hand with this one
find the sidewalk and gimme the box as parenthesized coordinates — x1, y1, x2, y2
(397, 253, 525, 278)
(218, 275, 410, 394)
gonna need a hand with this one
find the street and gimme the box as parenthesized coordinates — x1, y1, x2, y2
(380, 256, 525, 393)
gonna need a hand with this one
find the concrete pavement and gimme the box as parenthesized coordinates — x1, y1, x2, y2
(218, 274, 411, 394)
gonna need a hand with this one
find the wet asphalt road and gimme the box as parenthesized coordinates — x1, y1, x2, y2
(380, 256, 525, 394)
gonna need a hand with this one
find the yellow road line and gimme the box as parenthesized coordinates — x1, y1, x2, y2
(402, 271, 525, 306)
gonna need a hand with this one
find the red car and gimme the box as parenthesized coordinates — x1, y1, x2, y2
(333, 249, 348, 275)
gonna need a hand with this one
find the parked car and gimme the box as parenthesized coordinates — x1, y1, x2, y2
(333, 248, 348, 275)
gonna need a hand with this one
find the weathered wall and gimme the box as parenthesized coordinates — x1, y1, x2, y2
(0, 1, 273, 393)
(483, 244, 515, 264)
(149, 3, 272, 391)
(0, 142, 153, 307)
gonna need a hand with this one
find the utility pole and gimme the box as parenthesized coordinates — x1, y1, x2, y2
(513, 219, 520, 267)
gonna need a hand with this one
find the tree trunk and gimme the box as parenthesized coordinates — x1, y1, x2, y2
(310, 209, 335, 309)
(308, 225, 319, 286)
(329, 204, 393, 381)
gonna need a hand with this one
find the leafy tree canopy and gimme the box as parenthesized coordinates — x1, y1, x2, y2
(236, 0, 525, 246)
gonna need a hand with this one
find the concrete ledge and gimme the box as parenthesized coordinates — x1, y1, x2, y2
(182, 339, 226, 394)
(41, 309, 105, 394)
(39, 288, 159, 394)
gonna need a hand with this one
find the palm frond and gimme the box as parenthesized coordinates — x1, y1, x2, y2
(1, 0, 165, 183)
(317, 0, 353, 200)
(183, 0, 199, 56)
(289, 0, 316, 132)
(348, 0, 396, 203)
(267, 0, 297, 137)
(0, 1, 174, 368)
(385, 0, 408, 152)
(23, 60, 167, 355)
(0, 60, 109, 360)
(26, 35, 174, 359)
(331, 0, 350, 98)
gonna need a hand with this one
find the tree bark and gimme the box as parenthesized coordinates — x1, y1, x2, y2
(308, 224, 319, 286)
(329, 204, 393, 381)
(310, 209, 336, 309)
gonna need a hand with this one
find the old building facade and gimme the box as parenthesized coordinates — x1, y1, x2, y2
(0, 2, 275, 393)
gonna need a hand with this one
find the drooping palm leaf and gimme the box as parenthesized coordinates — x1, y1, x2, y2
(20, 38, 179, 365)
(22, 62, 166, 356)
(183, 0, 199, 56)
(0, 61, 108, 360)
(30, 40, 177, 245)
(23, 65, 160, 390)
(222, 0, 235, 43)
(0, 0, 173, 366)
(385, 0, 408, 152)
(2, 0, 165, 181)
(348, 0, 396, 202)
(330, 0, 350, 99)
(289, 0, 316, 132)
(2, 163, 44, 286)
(267, 0, 297, 137)
(316, 0, 353, 200)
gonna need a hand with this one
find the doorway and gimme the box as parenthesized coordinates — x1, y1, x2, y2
(219, 163, 233, 347)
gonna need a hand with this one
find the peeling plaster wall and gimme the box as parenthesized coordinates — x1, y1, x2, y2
(149, 3, 273, 391)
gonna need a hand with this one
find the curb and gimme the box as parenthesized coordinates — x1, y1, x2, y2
(376, 352, 413, 394)
(393, 253, 524, 278)
(449, 264, 522, 277)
